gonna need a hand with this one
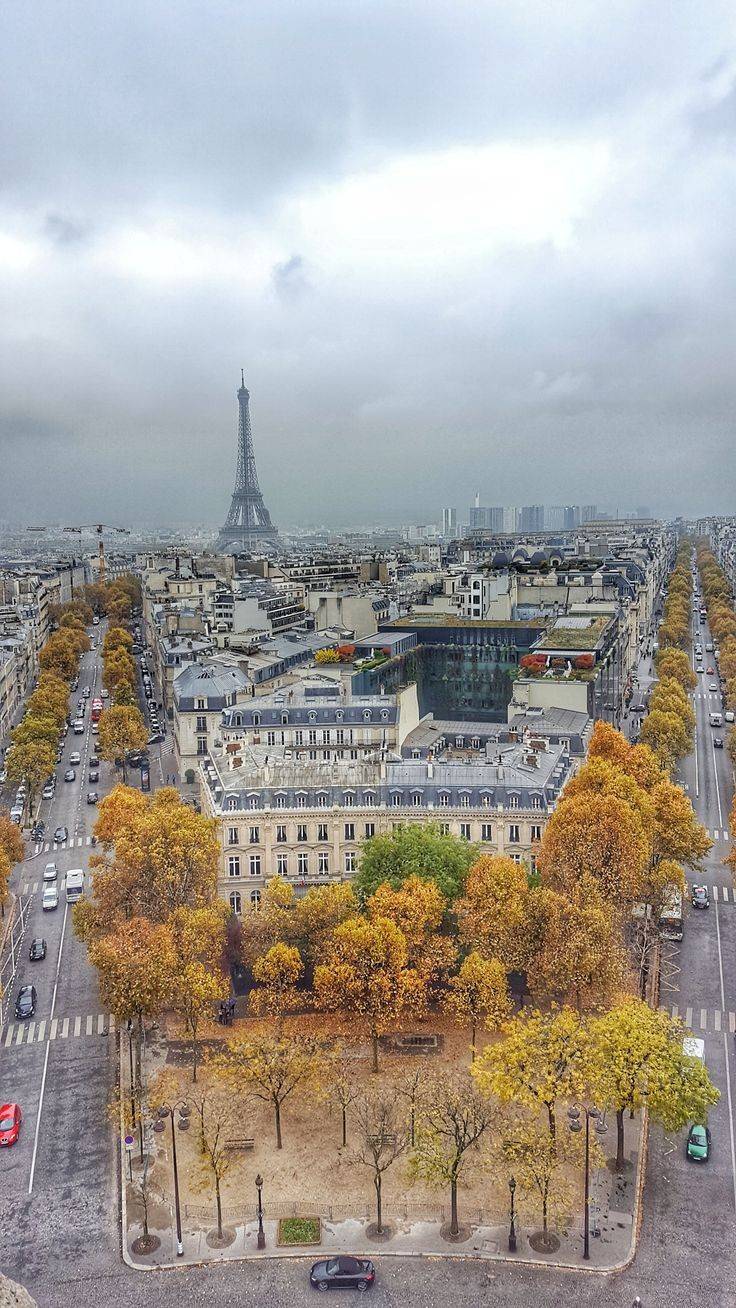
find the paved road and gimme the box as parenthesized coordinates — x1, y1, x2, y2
(1, 593, 736, 1308)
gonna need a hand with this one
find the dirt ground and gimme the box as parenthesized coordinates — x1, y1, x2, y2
(132, 1008, 591, 1234)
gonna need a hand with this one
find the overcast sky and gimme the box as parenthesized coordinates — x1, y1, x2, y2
(1, 1, 735, 529)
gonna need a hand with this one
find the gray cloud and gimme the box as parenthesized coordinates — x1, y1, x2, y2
(1, 1, 735, 528)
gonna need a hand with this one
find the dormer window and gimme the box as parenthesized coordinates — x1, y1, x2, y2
(296, 791, 307, 808)
(363, 710, 372, 721)
(252, 712, 260, 727)
(381, 709, 389, 720)
(335, 709, 344, 722)
(308, 710, 317, 722)
(316, 791, 329, 808)
(281, 713, 289, 725)
(225, 795, 239, 812)
(438, 792, 450, 807)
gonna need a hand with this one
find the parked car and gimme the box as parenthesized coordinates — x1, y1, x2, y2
(310, 1257, 376, 1293)
(89, 755, 99, 768)
(83, 686, 91, 697)
(89, 768, 100, 783)
(148, 733, 165, 745)
(101, 689, 109, 699)
(691, 885, 709, 909)
(686, 1123, 711, 1162)
(714, 737, 724, 749)
(42, 783, 55, 800)
(69, 751, 81, 765)
(0, 1103, 22, 1147)
(14, 985, 36, 1020)
(87, 791, 99, 805)
(43, 862, 57, 883)
(42, 886, 59, 911)
(64, 768, 76, 782)
(31, 822, 45, 841)
(29, 938, 47, 962)
(53, 825, 68, 843)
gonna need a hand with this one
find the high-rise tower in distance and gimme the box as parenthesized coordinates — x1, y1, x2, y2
(216, 374, 279, 554)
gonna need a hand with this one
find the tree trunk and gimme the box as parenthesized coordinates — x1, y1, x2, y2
(542, 1190, 548, 1242)
(215, 1179, 223, 1239)
(191, 1018, 199, 1083)
(471, 1022, 476, 1062)
(547, 1103, 556, 1141)
(371, 1029, 379, 1073)
(450, 1176, 459, 1237)
(275, 1099, 283, 1150)
(341, 1105, 347, 1149)
(374, 1173, 383, 1234)
(135, 1012, 143, 1098)
(616, 1107, 625, 1171)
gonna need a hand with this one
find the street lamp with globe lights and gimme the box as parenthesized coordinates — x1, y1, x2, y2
(568, 1103, 607, 1261)
(154, 1101, 191, 1257)
(255, 1173, 265, 1249)
(508, 1175, 517, 1252)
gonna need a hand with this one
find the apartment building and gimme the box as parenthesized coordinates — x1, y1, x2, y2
(199, 735, 572, 913)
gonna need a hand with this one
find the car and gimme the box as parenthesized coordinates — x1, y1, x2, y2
(42, 885, 59, 911)
(101, 689, 109, 699)
(148, 733, 165, 745)
(43, 862, 57, 882)
(83, 686, 91, 697)
(88, 768, 100, 783)
(714, 737, 724, 749)
(310, 1257, 376, 1293)
(64, 768, 76, 782)
(31, 822, 45, 841)
(686, 1123, 711, 1162)
(709, 683, 719, 693)
(14, 985, 36, 1020)
(92, 616, 100, 625)
(69, 751, 81, 765)
(92, 723, 99, 734)
(89, 755, 99, 768)
(42, 783, 54, 799)
(707, 666, 715, 675)
(87, 791, 99, 805)
(0, 1103, 22, 1147)
(691, 885, 710, 909)
(697, 666, 704, 674)
(73, 720, 84, 734)
(53, 825, 68, 843)
(29, 937, 47, 962)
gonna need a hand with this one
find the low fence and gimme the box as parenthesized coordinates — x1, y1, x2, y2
(182, 1198, 501, 1227)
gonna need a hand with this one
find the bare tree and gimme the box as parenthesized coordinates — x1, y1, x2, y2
(396, 1068, 425, 1148)
(410, 1070, 492, 1237)
(330, 1053, 359, 1149)
(351, 1089, 407, 1235)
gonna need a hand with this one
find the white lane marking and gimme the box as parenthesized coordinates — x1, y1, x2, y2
(14, 1026, 23, 1046)
(26, 1021, 35, 1043)
(4, 1026, 13, 1048)
(715, 1010, 722, 1031)
(85, 1015, 93, 1036)
(61, 1017, 69, 1039)
(97, 1013, 105, 1034)
(714, 895, 736, 1213)
(49, 1018, 57, 1041)
(36, 1020, 45, 1042)
(28, 899, 69, 1195)
(74, 1015, 81, 1037)
(685, 1006, 693, 1027)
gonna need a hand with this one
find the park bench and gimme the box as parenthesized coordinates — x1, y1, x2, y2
(225, 1136, 255, 1152)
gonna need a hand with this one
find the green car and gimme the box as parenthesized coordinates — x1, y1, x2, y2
(686, 1123, 711, 1162)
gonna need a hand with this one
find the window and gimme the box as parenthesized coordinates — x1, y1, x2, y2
(438, 792, 450, 807)
(363, 709, 372, 721)
(281, 712, 289, 725)
(267, 731, 276, 746)
(335, 728, 344, 745)
(308, 729, 317, 745)
(508, 824, 520, 844)
(296, 792, 307, 808)
(196, 698, 206, 711)
(471, 736, 480, 749)
(297, 851, 309, 876)
(460, 822, 471, 841)
(249, 853, 262, 876)
(531, 795, 542, 810)
(336, 709, 344, 722)
(438, 822, 450, 835)
(344, 822, 355, 841)
(227, 826, 239, 846)
(350, 749, 358, 760)
(455, 736, 464, 748)
(318, 851, 329, 874)
(253, 713, 260, 727)
(481, 793, 493, 808)
(390, 792, 402, 807)
(344, 850, 357, 873)
(297, 824, 308, 842)
(248, 795, 259, 809)
(363, 791, 375, 806)
(343, 792, 354, 807)
(322, 729, 331, 745)
(531, 824, 542, 842)
(509, 795, 519, 810)
(229, 891, 242, 915)
(481, 823, 493, 842)
(276, 823, 287, 843)
(412, 749, 421, 759)
(294, 730, 303, 746)
(274, 793, 286, 808)
(364, 822, 375, 839)
(227, 855, 241, 878)
(381, 708, 389, 720)
(318, 823, 329, 842)
(411, 792, 422, 807)
(196, 737, 207, 755)
(510, 853, 522, 864)
(249, 826, 260, 844)
(250, 889, 261, 907)
(308, 710, 317, 722)
(459, 792, 470, 808)
(276, 853, 288, 876)
(196, 715, 207, 733)
(316, 792, 328, 808)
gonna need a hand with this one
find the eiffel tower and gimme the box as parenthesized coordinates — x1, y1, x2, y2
(216, 374, 279, 554)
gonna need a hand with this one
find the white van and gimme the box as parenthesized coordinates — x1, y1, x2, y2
(683, 1037, 705, 1064)
(726, 710, 735, 724)
(709, 712, 723, 728)
(73, 719, 85, 734)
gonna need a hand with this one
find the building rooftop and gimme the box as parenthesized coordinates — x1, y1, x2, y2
(534, 614, 611, 651)
(173, 661, 250, 706)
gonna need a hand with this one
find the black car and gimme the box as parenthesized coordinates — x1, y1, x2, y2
(31, 822, 45, 841)
(14, 985, 36, 1020)
(87, 791, 99, 805)
(89, 768, 100, 783)
(310, 1257, 375, 1293)
(53, 825, 68, 843)
(89, 755, 99, 768)
(29, 938, 47, 962)
(714, 737, 724, 749)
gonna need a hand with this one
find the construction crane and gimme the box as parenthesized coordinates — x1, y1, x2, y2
(27, 523, 131, 585)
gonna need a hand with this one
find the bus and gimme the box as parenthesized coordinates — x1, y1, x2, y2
(659, 885, 684, 941)
(65, 868, 84, 903)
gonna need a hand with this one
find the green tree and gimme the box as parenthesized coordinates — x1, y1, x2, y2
(355, 822, 475, 904)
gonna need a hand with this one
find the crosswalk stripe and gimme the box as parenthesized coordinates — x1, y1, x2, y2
(14, 1026, 23, 1045)
(61, 1018, 69, 1039)
(26, 1022, 35, 1043)
(672, 1004, 679, 1019)
(715, 1010, 722, 1031)
(109, 1014, 116, 1033)
(36, 1020, 45, 1042)
(685, 1006, 693, 1027)
(85, 1015, 93, 1036)
(97, 1013, 105, 1034)
(730, 1014, 736, 1034)
(73, 1016, 81, 1037)
(50, 1018, 57, 1040)
(86, 836, 91, 845)
(4, 1026, 13, 1047)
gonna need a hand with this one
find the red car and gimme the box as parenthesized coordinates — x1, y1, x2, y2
(0, 1103, 21, 1147)
(707, 666, 715, 674)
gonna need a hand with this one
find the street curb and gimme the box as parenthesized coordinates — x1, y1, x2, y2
(0, 890, 18, 955)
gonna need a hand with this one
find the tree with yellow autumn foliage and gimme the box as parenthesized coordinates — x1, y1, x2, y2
(442, 951, 511, 1059)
